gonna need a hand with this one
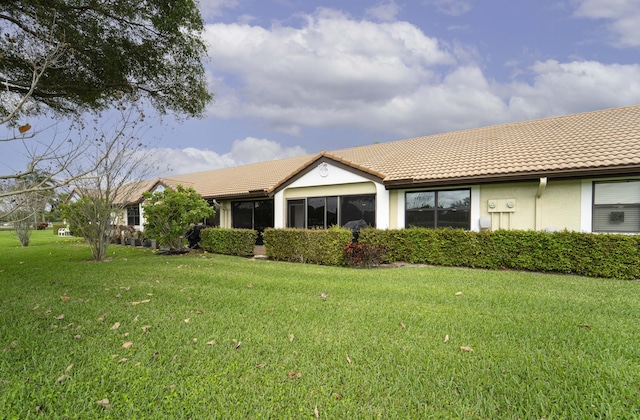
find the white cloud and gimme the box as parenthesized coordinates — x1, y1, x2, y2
(149, 137, 307, 176)
(573, 0, 640, 47)
(365, 1, 402, 22)
(204, 9, 456, 134)
(508, 59, 640, 119)
(202, 7, 640, 141)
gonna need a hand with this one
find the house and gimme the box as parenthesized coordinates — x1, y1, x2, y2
(113, 105, 640, 236)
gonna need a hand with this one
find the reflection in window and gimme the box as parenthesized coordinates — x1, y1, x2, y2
(286, 194, 375, 229)
(307, 197, 326, 228)
(341, 195, 375, 227)
(405, 189, 470, 229)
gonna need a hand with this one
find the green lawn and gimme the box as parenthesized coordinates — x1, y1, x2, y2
(1, 231, 639, 419)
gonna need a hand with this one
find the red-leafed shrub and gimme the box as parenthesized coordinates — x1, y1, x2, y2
(342, 241, 388, 268)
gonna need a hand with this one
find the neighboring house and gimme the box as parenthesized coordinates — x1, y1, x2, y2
(67, 180, 157, 229)
(103, 105, 640, 235)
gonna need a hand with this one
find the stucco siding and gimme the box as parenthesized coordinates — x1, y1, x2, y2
(283, 182, 377, 199)
(480, 182, 539, 230)
(389, 190, 399, 229)
(539, 180, 582, 231)
(479, 180, 583, 231)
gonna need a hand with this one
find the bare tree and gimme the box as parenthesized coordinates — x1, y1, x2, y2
(61, 105, 156, 261)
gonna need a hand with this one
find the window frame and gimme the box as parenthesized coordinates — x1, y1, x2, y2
(286, 194, 375, 229)
(231, 199, 274, 231)
(405, 188, 471, 230)
(126, 205, 140, 226)
(592, 180, 640, 233)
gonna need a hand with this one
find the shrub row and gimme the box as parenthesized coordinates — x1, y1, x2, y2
(358, 228, 640, 279)
(263, 227, 352, 266)
(52, 224, 66, 235)
(200, 228, 257, 257)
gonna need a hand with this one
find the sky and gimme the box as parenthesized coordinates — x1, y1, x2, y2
(6, 0, 640, 178)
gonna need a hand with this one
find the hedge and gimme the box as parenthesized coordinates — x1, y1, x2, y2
(358, 228, 640, 280)
(52, 224, 67, 235)
(263, 227, 352, 266)
(200, 228, 257, 257)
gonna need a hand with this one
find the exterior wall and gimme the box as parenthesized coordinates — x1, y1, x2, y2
(479, 179, 582, 231)
(389, 190, 400, 229)
(539, 180, 582, 231)
(273, 162, 389, 229)
(479, 182, 538, 230)
(392, 180, 584, 232)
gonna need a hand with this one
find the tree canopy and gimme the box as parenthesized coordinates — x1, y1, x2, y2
(143, 185, 214, 252)
(0, 0, 212, 121)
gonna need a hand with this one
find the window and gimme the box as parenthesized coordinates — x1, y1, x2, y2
(341, 195, 375, 227)
(405, 189, 470, 229)
(232, 202, 254, 229)
(204, 201, 220, 227)
(593, 181, 640, 233)
(286, 194, 374, 229)
(126, 205, 140, 226)
(307, 196, 338, 229)
(288, 199, 305, 228)
(232, 200, 274, 244)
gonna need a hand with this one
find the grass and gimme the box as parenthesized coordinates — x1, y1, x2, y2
(1, 231, 639, 419)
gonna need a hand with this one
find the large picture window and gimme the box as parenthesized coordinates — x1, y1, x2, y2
(593, 181, 640, 233)
(286, 194, 374, 229)
(405, 189, 470, 229)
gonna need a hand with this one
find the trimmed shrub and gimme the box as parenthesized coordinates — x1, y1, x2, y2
(52, 224, 67, 235)
(263, 226, 352, 266)
(359, 228, 640, 279)
(200, 228, 257, 257)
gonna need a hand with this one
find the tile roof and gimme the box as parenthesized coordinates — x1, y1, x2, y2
(127, 104, 640, 201)
(331, 104, 640, 186)
(155, 154, 315, 199)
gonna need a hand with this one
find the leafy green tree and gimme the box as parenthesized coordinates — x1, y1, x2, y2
(1, 0, 211, 121)
(143, 185, 214, 252)
(1, 1, 212, 216)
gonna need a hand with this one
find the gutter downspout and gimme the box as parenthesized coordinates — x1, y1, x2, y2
(535, 177, 548, 231)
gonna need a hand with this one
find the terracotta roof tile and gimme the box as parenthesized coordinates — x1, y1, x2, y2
(126, 105, 640, 201)
(155, 154, 315, 199)
(331, 104, 640, 184)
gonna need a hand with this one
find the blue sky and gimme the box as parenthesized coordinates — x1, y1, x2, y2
(5, 0, 640, 177)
